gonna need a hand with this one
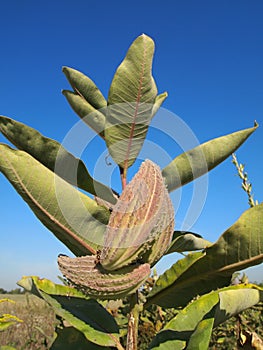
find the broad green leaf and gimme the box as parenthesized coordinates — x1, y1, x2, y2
(51, 326, 107, 350)
(166, 231, 212, 254)
(162, 123, 258, 192)
(147, 204, 263, 308)
(186, 317, 214, 350)
(18, 276, 120, 348)
(150, 284, 263, 350)
(0, 144, 109, 255)
(62, 66, 107, 111)
(18, 275, 90, 298)
(146, 251, 205, 307)
(105, 34, 158, 170)
(0, 116, 117, 204)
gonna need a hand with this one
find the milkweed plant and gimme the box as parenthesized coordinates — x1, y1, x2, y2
(0, 34, 262, 349)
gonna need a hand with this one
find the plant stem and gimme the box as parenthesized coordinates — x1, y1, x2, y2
(120, 166, 127, 190)
(232, 153, 258, 207)
(126, 291, 139, 350)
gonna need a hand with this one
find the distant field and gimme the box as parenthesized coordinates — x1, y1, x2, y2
(0, 294, 56, 350)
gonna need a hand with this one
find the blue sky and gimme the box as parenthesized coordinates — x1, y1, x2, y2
(0, 0, 262, 290)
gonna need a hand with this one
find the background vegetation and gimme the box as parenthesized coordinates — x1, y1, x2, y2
(0, 283, 262, 349)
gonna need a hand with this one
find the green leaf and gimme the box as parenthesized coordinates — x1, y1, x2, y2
(62, 66, 107, 138)
(0, 144, 109, 255)
(62, 66, 107, 111)
(151, 92, 168, 118)
(0, 116, 117, 204)
(62, 91, 106, 138)
(149, 284, 263, 350)
(186, 317, 214, 350)
(166, 231, 212, 254)
(105, 34, 158, 170)
(162, 123, 258, 192)
(146, 251, 205, 306)
(147, 204, 263, 308)
(18, 276, 120, 348)
(51, 326, 107, 350)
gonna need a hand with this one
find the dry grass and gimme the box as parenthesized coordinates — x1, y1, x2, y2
(0, 294, 56, 350)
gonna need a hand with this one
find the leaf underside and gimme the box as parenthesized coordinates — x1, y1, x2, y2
(149, 284, 263, 349)
(147, 203, 263, 308)
(18, 276, 120, 347)
(0, 144, 109, 256)
(0, 115, 117, 204)
(105, 34, 158, 170)
(62, 66, 107, 138)
(166, 231, 212, 254)
(162, 123, 258, 192)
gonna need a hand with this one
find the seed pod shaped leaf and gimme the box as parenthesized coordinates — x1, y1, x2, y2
(58, 255, 150, 299)
(100, 160, 174, 271)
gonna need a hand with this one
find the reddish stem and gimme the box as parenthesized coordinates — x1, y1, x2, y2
(120, 166, 127, 190)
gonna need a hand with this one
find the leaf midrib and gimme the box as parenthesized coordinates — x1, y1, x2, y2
(2, 149, 96, 254)
(122, 40, 146, 172)
(147, 251, 263, 306)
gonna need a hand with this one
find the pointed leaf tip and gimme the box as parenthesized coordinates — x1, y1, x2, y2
(0, 144, 109, 256)
(163, 124, 258, 193)
(105, 34, 158, 170)
(147, 203, 263, 308)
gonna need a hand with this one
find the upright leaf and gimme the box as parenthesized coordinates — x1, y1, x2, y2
(62, 66, 107, 138)
(147, 204, 263, 308)
(62, 91, 106, 137)
(0, 116, 117, 204)
(105, 34, 158, 171)
(162, 123, 258, 192)
(149, 284, 263, 350)
(151, 92, 168, 118)
(0, 144, 110, 255)
(18, 276, 120, 347)
(63, 66, 107, 111)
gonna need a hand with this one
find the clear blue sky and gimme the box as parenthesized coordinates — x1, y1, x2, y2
(0, 0, 262, 290)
